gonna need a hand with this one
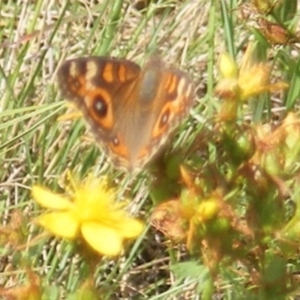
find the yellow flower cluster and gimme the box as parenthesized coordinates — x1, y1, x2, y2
(32, 177, 144, 256)
(215, 43, 288, 102)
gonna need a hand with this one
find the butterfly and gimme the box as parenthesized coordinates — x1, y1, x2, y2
(57, 56, 195, 171)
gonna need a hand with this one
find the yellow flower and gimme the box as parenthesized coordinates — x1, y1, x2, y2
(31, 177, 144, 256)
(215, 43, 288, 101)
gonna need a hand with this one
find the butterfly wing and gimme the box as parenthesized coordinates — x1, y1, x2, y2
(57, 57, 141, 166)
(120, 57, 195, 169)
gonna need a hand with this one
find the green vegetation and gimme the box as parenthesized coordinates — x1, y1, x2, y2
(1, 0, 300, 299)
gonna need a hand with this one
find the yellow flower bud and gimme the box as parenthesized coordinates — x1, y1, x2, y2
(195, 199, 219, 222)
(219, 53, 238, 79)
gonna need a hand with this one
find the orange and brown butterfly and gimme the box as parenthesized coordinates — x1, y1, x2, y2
(57, 56, 195, 171)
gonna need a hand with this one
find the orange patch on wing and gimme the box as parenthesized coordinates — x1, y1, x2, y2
(118, 64, 127, 82)
(119, 63, 139, 82)
(85, 88, 114, 130)
(109, 136, 129, 158)
(137, 146, 149, 160)
(102, 63, 114, 83)
(151, 103, 173, 138)
(165, 74, 178, 94)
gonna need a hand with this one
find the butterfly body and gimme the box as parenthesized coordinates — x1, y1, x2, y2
(57, 56, 195, 170)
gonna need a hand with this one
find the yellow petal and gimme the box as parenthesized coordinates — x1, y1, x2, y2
(32, 185, 73, 210)
(36, 212, 79, 239)
(195, 199, 219, 222)
(238, 64, 270, 100)
(116, 218, 144, 238)
(81, 222, 123, 256)
(219, 53, 238, 79)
